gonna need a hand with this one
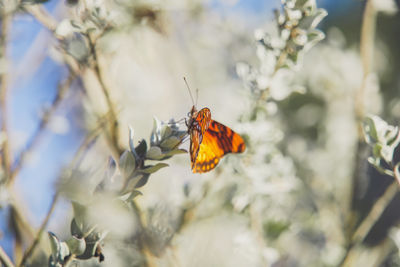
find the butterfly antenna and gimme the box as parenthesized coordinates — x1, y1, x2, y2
(183, 77, 195, 106)
(195, 88, 199, 106)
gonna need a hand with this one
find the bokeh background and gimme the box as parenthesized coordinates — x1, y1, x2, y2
(1, 0, 400, 266)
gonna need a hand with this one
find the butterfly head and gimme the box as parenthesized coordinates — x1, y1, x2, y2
(186, 105, 198, 131)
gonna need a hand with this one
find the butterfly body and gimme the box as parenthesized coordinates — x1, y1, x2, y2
(187, 106, 246, 173)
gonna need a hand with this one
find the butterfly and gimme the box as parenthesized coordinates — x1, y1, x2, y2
(187, 105, 246, 173)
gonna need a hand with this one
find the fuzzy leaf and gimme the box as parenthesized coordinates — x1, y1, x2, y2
(150, 117, 162, 146)
(119, 150, 136, 178)
(164, 148, 187, 157)
(363, 116, 379, 143)
(59, 242, 70, 262)
(140, 163, 169, 174)
(66, 236, 86, 256)
(70, 218, 84, 237)
(160, 136, 181, 150)
(135, 174, 150, 188)
(146, 146, 164, 160)
(76, 242, 100, 260)
(160, 124, 173, 140)
(48, 232, 61, 260)
(71, 202, 87, 232)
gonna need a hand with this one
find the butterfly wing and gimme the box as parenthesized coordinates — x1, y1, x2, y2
(192, 120, 246, 173)
(189, 107, 211, 169)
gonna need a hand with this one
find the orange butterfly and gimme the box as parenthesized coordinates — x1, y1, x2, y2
(187, 105, 246, 173)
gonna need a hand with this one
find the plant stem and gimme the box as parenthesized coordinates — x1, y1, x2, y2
(18, 193, 59, 267)
(0, 5, 12, 181)
(8, 72, 75, 186)
(86, 34, 121, 158)
(0, 246, 15, 267)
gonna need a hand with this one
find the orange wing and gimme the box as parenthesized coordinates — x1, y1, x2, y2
(189, 107, 211, 170)
(192, 120, 246, 173)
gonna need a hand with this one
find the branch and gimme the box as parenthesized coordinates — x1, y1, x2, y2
(346, 0, 378, 248)
(8, 72, 76, 185)
(18, 193, 59, 267)
(0, 6, 12, 180)
(340, 180, 398, 266)
(86, 34, 120, 156)
(351, 181, 398, 244)
(23, 4, 58, 32)
(0, 246, 15, 267)
(355, 0, 377, 134)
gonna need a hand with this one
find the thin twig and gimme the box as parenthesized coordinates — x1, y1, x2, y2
(86, 34, 120, 156)
(340, 181, 398, 266)
(346, 0, 378, 245)
(8, 73, 76, 186)
(0, 245, 15, 267)
(355, 0, 376, 134)
(0, 6, 12, 181)
(18, 193, 60, 267)
(351, 181, 398, 244)
(23, 5, 58, 32)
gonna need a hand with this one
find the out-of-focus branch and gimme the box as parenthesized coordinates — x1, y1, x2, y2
(23, 4, 58, 32)
(340, 181, 398, 266)
(26, 4, 121, 160)
(86, 34, 121, 157)
(352, 181, 398, 245)
(0, 7, 12, 181)
(18, 193, 59, 267)
(0, 246, 15, 267)
(347, 0, 378, 235)
(8, 72, 76, 186)
(355, 0, 376, 134)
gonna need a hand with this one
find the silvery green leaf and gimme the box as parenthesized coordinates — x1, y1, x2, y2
(160, 136, 181, 150)
(71, 202, 87, 232)
(76, 242, 100, 260)
(363, 116, 379, 143)
(65, 33, 89, 64)
(163, 148, 187, 157)
(368, 157, 394, 176)
(286, 9, 302, 21)
(140, 163, 169, 174)
(150, 117, 162, 146)
(119, 150, 136, 178)
(146, 146, 164, 160)
(122, 174, 142, 193)
(70, 218, 84, 237)
(304, 29, 325, 50)
(386, 126, 400, 146)
(135, 174, 150, 188)
(300, 0, 316, 15)
(70, 20, 83, 30)
(310, 8, 328, 29)
(48, 232, 61, 260)
(372, 144, 382, 158)
(59, 241, 70, 262)
(128, 126, 136, 152)
(160, 124, 172, 140)
(381, 145, 394, 163)
(66, 236, 86, 256)
(292, 29, 308, 46)
(395, 162, 400, 183)
(299, 8, 327, 29)
(55, 20, 75, 38)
